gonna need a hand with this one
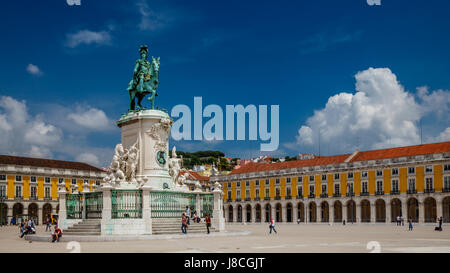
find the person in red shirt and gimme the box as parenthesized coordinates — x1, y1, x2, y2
(181, 213, 188, 234)
(205, 214, 211, 234)
(51, 226, 63, 243)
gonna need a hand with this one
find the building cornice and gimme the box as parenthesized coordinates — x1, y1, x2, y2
(0, 164, 106, 179)
(211, 152, 450, 183)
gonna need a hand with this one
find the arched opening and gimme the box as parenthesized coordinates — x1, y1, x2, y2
(0, 203, 7, 225)
(424, 197, 437, 223)
(375, 199, 386, 222)
(297, 202, 305, 222)
(237, 205, 242, 222)
(265, 204, 272, 222)
(347, 200, 356, 223)
(321, 201, 329, 222)
(286, 203, 293, 222)
(407, 198, 419, 223)
(443, 197, 450, 223)
(43, 203, 52, 224)
(228, 205, 233, 222)
(28, 203, 38, 224)
(12, 203, 23, 224)
(245, 204, 252, 222)
(275, 203, 282, 222)
(308, 202, 317, 222)
(255, 204, 261, 223)
(333, 201, 342, 222)
(391, 198, 402, 222)
(361, 199, 371, 223)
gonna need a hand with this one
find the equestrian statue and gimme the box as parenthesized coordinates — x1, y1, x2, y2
(127, 45, 160, 111)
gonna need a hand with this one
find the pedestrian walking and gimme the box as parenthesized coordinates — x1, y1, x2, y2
(269, 218, 277, 234)
(205, 214, 211, 234)
(438, 216, 443, 231)
(408, 219, 413, 231)
(45, 216, 51, 232)
(185, 206, 191, 225)
(297, 218, 301, 224)
(181, 213, 188, 234)
(396, 216, 400, 226)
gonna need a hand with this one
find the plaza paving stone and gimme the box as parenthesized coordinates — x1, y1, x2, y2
(1, 223, 449, 253)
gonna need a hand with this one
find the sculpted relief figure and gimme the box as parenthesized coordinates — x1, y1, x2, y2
(103, 139, 140, 186)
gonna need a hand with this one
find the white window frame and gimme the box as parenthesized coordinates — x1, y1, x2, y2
(334, 173, 340, 180)
(376, 170, 383, 177)
(0, 185, 6, 198)
(362, 171, 368, 178)
(44, 187, 51, 198)
(71, 178, 77, 185)
(45, 177, 51, 183)
(408, 178, 416, 191)
(286, 177, 291, 184)
(391, 179, 399, 192)
(362, 181, 368, 193)
(334, 184, 340, 194)
(15, 185, 22, 198)
(0, 174, 6, 181)
(391, 168, 399, 176)
(376, 180, 383, 192)
(425, 165, 433, 173)
(30, 185, 37, 198)
(30, 176, 36, 182)
(425, 177, 433, 190)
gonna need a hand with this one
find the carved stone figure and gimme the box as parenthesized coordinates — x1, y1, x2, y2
(146, 117, 173, 152)
(103, 140, 139, 186)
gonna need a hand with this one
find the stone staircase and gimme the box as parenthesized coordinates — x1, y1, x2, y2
(152, 218, 216, 235)
(63, 219, 101, 236)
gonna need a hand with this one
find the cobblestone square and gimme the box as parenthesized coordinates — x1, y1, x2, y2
(1, 223, 449, 253)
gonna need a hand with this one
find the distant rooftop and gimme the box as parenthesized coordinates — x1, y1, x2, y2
(0, 155, 105, 173)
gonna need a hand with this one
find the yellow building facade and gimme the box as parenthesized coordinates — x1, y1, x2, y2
(0, 155, 106, 225)
(212, 142, 450, 224)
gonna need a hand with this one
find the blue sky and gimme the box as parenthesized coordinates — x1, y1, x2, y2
(0, 0, 449, 167)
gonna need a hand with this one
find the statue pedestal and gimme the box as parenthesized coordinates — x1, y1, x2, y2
(117, 110, 174, 191)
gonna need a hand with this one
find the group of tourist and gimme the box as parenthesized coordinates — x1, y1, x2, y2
(19, 218, 36, 238)
(181, 206, 212, 235)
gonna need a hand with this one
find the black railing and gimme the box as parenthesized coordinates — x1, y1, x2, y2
(424, 188, 435, 193)
(360, 192, 369, 196)
(375, 191, 384, 196)
(245, 198, 250, 201)
(274, 196, 281, 200)
(346, 192, 354, 197)
(44, 197, 52, 201)
(254, 197, 260, 201)
(296, 195, 303, 200)
(407, 189, 417, 194)
(390, 190, 400, 195)
(226, 198, 232, 202)
(285, 196, 292, 200)
(443, 188, 450, 193)
(320, 193, 328, 198)
(14, 196, 23, 200)
(236, 198, 241, 202)
(264, 197, 270, 201)
(333, 193, 341, 197)
(308, 194, 315, 199)
(29, 196, 37, 200)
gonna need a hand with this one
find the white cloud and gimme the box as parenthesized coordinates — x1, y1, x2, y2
(65, 29, 112, 48)
(67, 106, 114, 131)
(0, 96, 115, 167)
(428, 127, 450, 143)
(295, 67, 450, 154)
(76, 153, 100, 167)
(137, 0, 173, 31)
(26, 64, 43, 76)
(0, 96, 62, 158)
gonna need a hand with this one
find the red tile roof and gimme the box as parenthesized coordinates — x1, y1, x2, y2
(179, 170, 210, 181)
(230, 154, 350, 175)
(350, 141, 450, 162)
(227, 141, 450, 175)
(0, 155, 105, 172)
